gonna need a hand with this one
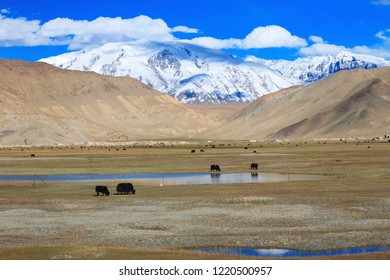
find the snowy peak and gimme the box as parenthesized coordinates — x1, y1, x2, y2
(39, 41, 295, 104)
(40, 41, 390, 104)
(148, 49, 182, 76)
(258, 51, 390, 84)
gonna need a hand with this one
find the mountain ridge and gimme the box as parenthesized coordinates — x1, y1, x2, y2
(40, 41, 390, 104)
(254, 51, 390, 84)
(1, 59, 389, 145)
(39, 40, 296, 104)
(202, 67, 390, 140)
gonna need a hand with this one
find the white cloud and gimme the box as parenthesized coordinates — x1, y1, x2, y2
(241, 25, 307, 49)
(0, 13, 307, 52)
(298, 29, 390, 59)
(299, 42, 390, 59)
(0, 13, 388, 60)
(40, 15, 176, 49)
(0, 15, 181, 48)
(372, 0, 390, 5)
(376, 29, 390, 40)
(309, 35, 324, 44)
(185, 25, 307, 50)
(172, 25, 199, 33)
(183, 36, 241, 49)
(351, 45, 390, 58)
(0, 15, 51, 46)
(0, 14, 203, 49)
(1, 8, 10, 14)
(299, 42, 346, 56)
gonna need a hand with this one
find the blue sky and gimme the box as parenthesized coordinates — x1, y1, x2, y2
(0, 0, 389, 61)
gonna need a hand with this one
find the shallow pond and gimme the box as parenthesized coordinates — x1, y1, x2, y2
(196, 246, 390, 258)
(0, 172, 322, 185)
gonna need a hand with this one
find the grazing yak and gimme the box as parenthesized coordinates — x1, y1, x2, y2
(210, 164, 221, 172)
(116, 182, 136, 195)
(250, 163, 258, 170)
(95, 185, 110, 196)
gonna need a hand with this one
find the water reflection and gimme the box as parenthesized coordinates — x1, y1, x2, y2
(210, 173, 221, 184)
(0, 172, 323, 185)
(196, 246, 390, 258)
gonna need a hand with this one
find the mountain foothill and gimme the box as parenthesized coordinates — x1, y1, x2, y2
(1, 57, 389, 145)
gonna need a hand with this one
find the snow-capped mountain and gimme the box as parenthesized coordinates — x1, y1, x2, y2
(40, 41, 390, 103)
(249, 51, 390, 84)
(40, 40, 295, 104)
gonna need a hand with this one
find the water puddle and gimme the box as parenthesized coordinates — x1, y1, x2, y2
(196, 246, 390, 258)
(0, 172, 322, 185)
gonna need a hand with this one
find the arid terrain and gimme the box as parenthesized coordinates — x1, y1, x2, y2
(1, 59, 390, 145)
(203, 67, 390, 140)
(0, 59, 389, 259)
(0, 59, 226, 145)
(0, 141, 389, 259)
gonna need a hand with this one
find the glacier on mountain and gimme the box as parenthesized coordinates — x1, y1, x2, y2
(40, 41, 390, 104)
(39, 40, 295, 104)
(248, 51, 390, 84)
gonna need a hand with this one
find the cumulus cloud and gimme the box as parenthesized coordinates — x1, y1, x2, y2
(241, 25, 307, 49)
(40, 15, 177, 49)
(0, 14, 51, 46)
(171, 25, 200, 33)
(185, 25, 307, 50)
(0, 13, 388, 59)
(0, 13, 308, 52)
(309, 35, 324, 44)
(0, 14, 196, 49)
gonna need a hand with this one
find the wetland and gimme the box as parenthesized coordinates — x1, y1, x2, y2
(0, 140, 389, 260)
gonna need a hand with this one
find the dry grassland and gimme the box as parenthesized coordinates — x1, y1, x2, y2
(0, 140, 389, 259)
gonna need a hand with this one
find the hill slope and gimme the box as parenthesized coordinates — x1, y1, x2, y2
(1, 60, 389, 145)
(202, 67, 390, 140)
(0, 59, 224, 145)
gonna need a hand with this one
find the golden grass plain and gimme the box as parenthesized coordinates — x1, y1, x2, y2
(0, 140, 389, 259)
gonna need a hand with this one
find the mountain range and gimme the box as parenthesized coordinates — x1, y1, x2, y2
(39, 41, 294, 104)
(0, 59, 389, 145)
(253, 51, 390, 83)
(40, 40, 390, 104)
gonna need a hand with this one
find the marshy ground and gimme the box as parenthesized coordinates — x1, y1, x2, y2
(0, 140, 389, 259)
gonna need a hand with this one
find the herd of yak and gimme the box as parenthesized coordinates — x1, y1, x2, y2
(95, 162, 259, 197)
(95, 182, 136, 196)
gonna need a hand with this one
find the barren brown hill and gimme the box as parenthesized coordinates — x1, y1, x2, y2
(0, 59, 225, 145)
(1, 59, 390, 145)
(202, 67, 390, 140)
